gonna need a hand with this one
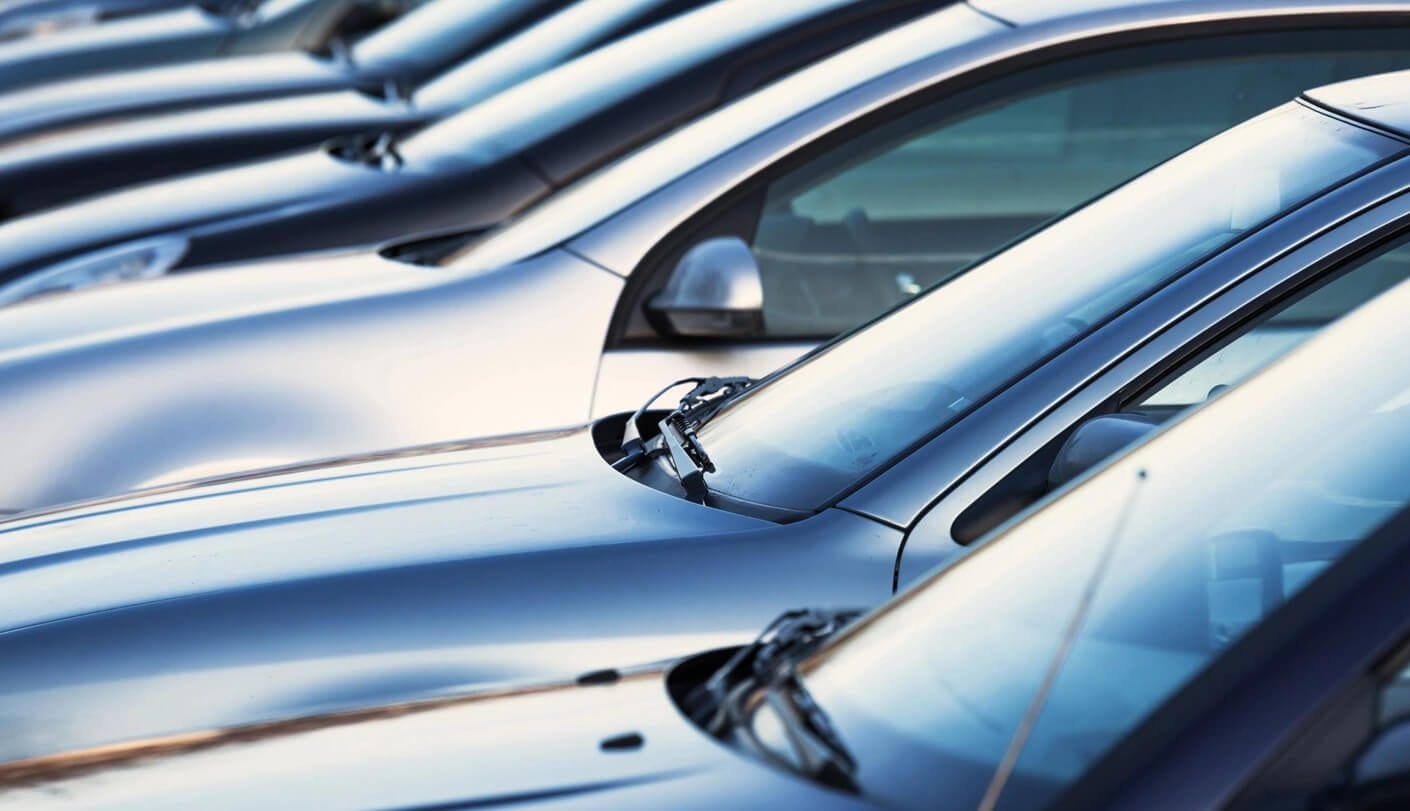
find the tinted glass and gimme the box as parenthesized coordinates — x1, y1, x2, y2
(753, 34, 1410, 337)
(697, 104, 1397, 511)
(793, 270, 1410, 810)
(1144, 237, 1410, 407)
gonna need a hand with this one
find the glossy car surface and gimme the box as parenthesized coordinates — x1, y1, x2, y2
(0, 68, 1408, 766)
(0, 0, 931, 218)
(2, 0, 1409, 513)
(8, 256, 1410, 809)
(0, 0, 560, 137)
(0, 0, 420, 93)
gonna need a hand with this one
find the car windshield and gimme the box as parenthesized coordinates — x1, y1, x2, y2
(692, 103, 1400, 511)
(790, 272, 1410, 810)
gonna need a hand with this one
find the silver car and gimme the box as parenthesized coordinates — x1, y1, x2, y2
(3, 0, 1410, 512)
(0, 65, 1408, 764)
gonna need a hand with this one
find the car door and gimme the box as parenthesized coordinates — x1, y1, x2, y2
(591, 19, 1410, 417)
(894, 174, 1410, 586)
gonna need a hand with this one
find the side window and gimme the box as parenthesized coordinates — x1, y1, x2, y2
(1142, 239, 1410, 407)
(949, 236, 1410, 546)
(749, 32, 1410, 338)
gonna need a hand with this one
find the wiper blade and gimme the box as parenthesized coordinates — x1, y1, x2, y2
(686, 608, 862, 792)
(612, 375, 755, 503)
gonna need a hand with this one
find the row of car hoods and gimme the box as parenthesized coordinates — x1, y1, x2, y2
(5, 0, 1410, 808)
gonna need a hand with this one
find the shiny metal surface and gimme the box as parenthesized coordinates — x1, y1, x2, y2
(0, 0, 391, 94)
(558, 0, 1410, 277)
(1, 29, 1409, 771)
(1306, 67, 1410, 139)
(0, 0, 551, 145)
(0, 0, 1407, 516)
(0, 422, 902, 761)
(0, 668, 870, 810)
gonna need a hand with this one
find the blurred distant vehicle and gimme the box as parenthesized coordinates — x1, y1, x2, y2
(5, 79, 1410, 796)
(9, 277, 1410, 811)
(0, 0, 939, 217)
(0, 0, 425, 90)
(0, 2, 1408, 510)
(0, 0, 562, 104)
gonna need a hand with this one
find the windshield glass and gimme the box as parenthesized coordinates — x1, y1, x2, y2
(693, 103, 1399, 511)
(794, 271, 1410, 810)
(404, 0, 863, 166)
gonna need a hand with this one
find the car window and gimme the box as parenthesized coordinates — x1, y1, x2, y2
(751, 30, 1410, 337)
(695, 103, 1399, 512)
(1142, 238, 1410, 407)
(794, 274, 1410, 810)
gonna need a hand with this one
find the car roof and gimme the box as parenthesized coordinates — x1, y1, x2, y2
(1304, 68, 1410, 141)
(969, 0, 1397, 26)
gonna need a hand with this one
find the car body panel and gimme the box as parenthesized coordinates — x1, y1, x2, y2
(0, 90, 420, 216)
(0, 49, 354, 141)
(0, 0, 679, 218)
(0, 0, 554, 142)
(0, 668, 870, 810)
(0, 0, 1405, 516)
(1305, 69, 1410, 139)
(0, 248, 618, 509)
(0, 0, 411, 94)
(0, 423, 903, 761)
(850, 151, 1410, 536)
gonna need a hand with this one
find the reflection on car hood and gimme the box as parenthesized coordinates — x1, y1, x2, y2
(0, 666, 870, 810)
(0, 249, 428, 358)
(0, 49, 349, 142)
(0, 424, 763, 637)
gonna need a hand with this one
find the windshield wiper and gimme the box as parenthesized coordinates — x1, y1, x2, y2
(685, 608, 862, 792)
(611, 375, 755, 503)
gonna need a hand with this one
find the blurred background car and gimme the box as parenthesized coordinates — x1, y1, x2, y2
(0, 0, 428, 92)
(4, 0, 1409, 294)
(0, 0, 1406, 512)
(0, 0, 942, 218)
(0, 0, 565, 133)
(7, 230, 1410, 809)
(0, 67, 1407, 763)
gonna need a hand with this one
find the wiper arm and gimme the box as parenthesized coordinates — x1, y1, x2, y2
(612, 375, 755, 503)
(686, 608, 862, 792)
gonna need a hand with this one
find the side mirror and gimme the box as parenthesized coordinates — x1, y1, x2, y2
(647, 237, 763, 338)
(1047, 412, 1163, 489)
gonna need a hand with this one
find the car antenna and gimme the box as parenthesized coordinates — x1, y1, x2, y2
(978, 467, 1149, 811)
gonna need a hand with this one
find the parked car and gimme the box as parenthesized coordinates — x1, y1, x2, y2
(0, 0, 425, 92)
(5, 0, 1410, 296)
(2, 0, 1409, 512)
(0, 0, 941, 218)
(0, 0, 564, 122)
(7, 259, 1410, 810)
(0, 0, 227, 43)
(1, 66, 1409, 764)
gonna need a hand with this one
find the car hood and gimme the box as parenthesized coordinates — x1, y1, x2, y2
(0, 424, 767, 637)
(0, 49, 351, 143)
(0, 249, 429, 356)
(0, 418, 903, 763)
(0, 664, 872, 810)
(0, 147, 395, 281)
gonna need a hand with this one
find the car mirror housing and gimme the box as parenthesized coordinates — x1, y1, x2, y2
(647, 236, 763, 338)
